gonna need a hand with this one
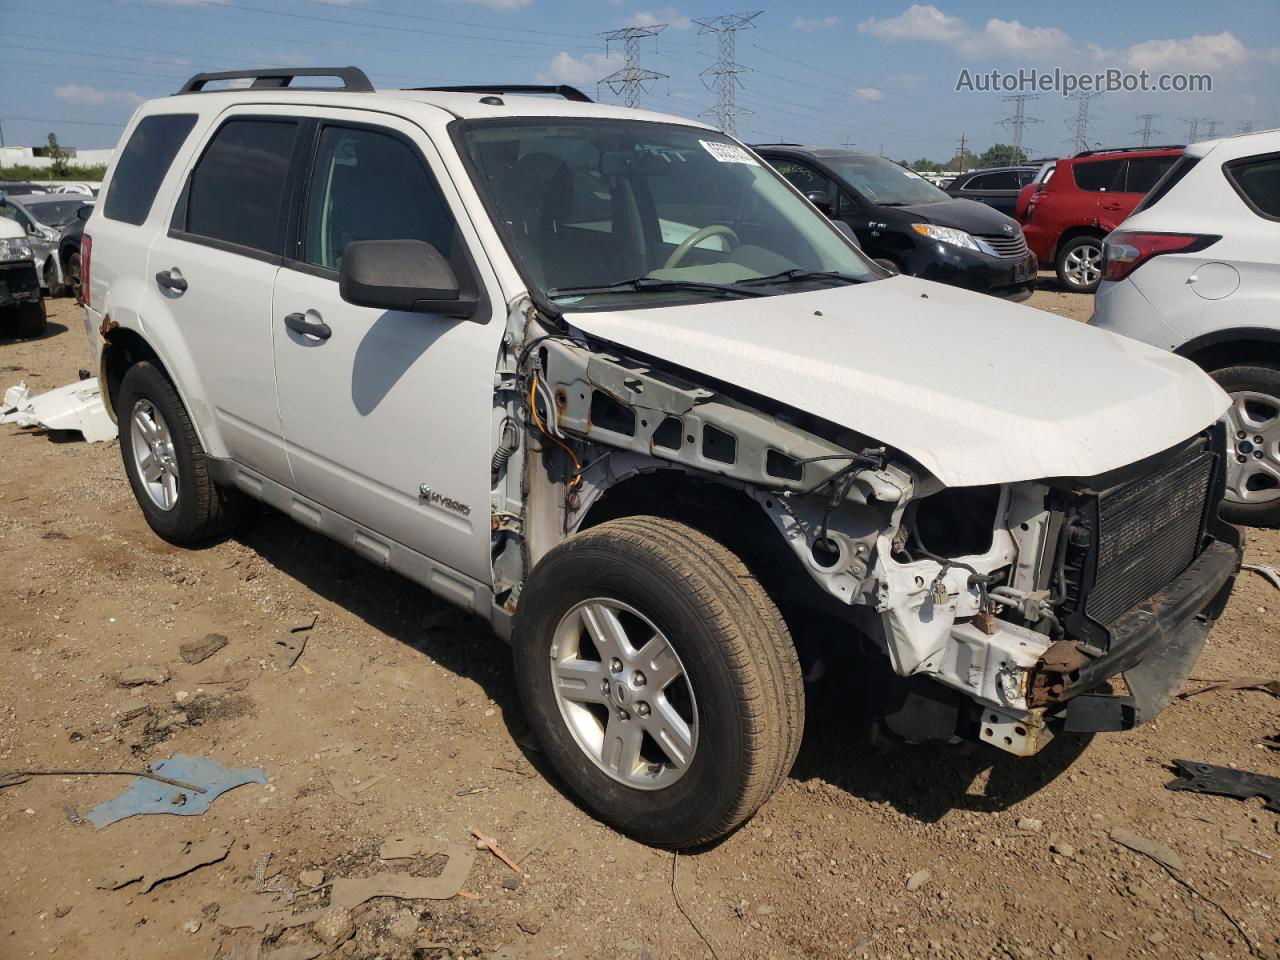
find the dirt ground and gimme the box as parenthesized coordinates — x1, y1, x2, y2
(2, 289, 1278, 960)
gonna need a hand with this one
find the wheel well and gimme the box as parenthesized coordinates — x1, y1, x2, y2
(1052, 226, 1105, 264)
(102, 328, 167, 418)
(1179, 337, 1280, 374)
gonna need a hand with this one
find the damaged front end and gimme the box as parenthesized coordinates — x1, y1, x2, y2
(489, 303, 1241, 757)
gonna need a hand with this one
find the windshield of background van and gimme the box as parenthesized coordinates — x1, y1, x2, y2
(827, 155, 951, 206)
(460, 120, 874, 308)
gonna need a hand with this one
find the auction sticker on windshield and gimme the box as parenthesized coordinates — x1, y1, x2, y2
(700, 140, 757, 165)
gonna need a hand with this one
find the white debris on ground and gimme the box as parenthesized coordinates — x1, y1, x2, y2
(1, 376, 115, 443)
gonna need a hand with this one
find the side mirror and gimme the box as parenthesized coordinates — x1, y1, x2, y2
(339, 239, 478, 318)
(833, 220, 861, 249)
(76, 205, 93, 221)
(804, 190, 833, 215)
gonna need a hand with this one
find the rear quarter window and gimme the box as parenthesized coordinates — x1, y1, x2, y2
(1072, 158, 1123, 192)
(1224, 152, 1280, 221)
(103, 113, 198, 226)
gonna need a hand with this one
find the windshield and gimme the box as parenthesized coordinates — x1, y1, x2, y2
(458, 119, 876, 309)
(825, 155, 950, 206)
(28, 199, 91, 228)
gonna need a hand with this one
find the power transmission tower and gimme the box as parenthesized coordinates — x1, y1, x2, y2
(1132, 113, 1161, 147)
(1204, 119, 1220, 138)
(1182, 117, 1207, 141)
(598, 25, 668, 108)
(693, 12, 762, 134)
(1065, 93, 1100, 153)
(998, 94, 1040, 163)
(1239, 119, 1255, 135)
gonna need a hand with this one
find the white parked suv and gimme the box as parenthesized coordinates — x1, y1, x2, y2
(82, 68, 1242, 847)
(1091, 130, 1280, 526)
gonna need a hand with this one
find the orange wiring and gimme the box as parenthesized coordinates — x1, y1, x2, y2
(529, 378, 583, 488)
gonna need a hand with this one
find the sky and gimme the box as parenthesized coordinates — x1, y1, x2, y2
(1, 0, 1277, 162)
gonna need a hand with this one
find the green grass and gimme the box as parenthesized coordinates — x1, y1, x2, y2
(0, 164, 108, 182)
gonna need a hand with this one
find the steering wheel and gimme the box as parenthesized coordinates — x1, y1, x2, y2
(662, 224, 740, 270)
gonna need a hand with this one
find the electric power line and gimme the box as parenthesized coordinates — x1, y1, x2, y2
(1182, 117, 1209, 142)
(1239, 119, 1256, 134)
(693, 12, 762, 135)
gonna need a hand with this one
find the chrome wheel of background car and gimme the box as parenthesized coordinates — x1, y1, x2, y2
(1225, 390, 1280, 504)
(549, 598, 698, 790)
(129, 399, 180, 511)
(67, 253, 82, 303)
(1063, 242, 1102, 288)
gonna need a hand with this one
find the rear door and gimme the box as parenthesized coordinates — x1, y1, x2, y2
(143, 109, 305, 484)
(270, 109, 505, 582)
(1106, 155, 1180, 227)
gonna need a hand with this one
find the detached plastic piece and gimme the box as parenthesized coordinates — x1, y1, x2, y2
(1, 377, 115, 443)
(1165, 758, 1280, 813)
(86, 753, 268, 828)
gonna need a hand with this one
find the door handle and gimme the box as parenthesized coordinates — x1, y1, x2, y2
(284, 311, 332, 341)
(156, 269, 188, 294)
(1101, 203, 1123, 211)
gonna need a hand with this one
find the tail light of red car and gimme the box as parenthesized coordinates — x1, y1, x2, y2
(1101, 231, 1219, 282)
(80, 233, 92, 309)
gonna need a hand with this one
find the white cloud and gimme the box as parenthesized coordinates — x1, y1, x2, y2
(858, 4, 1068, 59)
(537, 51, 622, 88)
(625, 7, 693, 30)
(1123, 32, 1248, 72)
(854, 86, 883, 101)
(792, 16, 838, 32)
(54, 84, 144, 107)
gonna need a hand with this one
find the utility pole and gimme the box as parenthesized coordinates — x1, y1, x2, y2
(998, 94, 1040, 164)
(1239, 119, 1255, 134)
(598, 25, 667, 109)
(956, 132, 968, 171)
(1065, 93, 1100, 153)
(1132, 113, 1161, 147)
(840, 134, 855, 150)
(1204, 119, 1220, 138)
(693, 12, 762, 135)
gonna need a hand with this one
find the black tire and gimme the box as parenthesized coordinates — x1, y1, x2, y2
(66, 252, 83, 305)
(1054, 234, 1104, 293)
(1210, 363, 1280, 527)
(43, 260, 67, 298)
(514, 516, 804, 847)
(118, 361, 243, 545)
(14, 300, 47, 338)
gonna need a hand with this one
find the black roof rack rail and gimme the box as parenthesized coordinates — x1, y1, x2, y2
(177, 67, 374, 95)
(410, 84, 593, 103)
(1074, 144, 1185, 157)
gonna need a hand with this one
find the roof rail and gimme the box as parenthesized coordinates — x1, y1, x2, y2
(410, 84, 593, 103)
(177, 67, 374, 95)
(1074, 144, 1184, 157)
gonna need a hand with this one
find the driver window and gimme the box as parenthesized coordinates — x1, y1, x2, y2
(303, 125, 454, 272)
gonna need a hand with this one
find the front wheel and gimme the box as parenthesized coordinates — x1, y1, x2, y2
(513, 516, 803, 847)
(1212, 364, 1280, 527)
(1055, 235, 1104, 292)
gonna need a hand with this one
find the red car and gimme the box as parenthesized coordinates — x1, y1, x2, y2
(1019, 146, 1183, 292)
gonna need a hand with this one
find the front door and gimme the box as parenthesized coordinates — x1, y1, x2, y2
(270, 112, 504, 582)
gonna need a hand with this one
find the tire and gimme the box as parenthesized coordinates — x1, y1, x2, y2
(43, 259, 66, 298)
(513, 516, 804, 847)
(1055, 234, 1104, 293)
(14, 300, 47, 338)
(118, 361, 243, 545)
(66, 252, 83, 305)
(1211, 363, 1280, 527)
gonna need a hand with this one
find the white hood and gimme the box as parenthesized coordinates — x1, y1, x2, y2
(569, 276, 1229, 487)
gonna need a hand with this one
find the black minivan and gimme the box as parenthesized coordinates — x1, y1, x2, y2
(756, 145, 1037, 300)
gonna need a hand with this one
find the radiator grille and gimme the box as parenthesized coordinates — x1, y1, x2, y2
(975, 233, 1030, 259)
(1085, 445, 1214, 624)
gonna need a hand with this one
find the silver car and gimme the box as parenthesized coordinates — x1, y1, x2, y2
(0, 193, 94, 296)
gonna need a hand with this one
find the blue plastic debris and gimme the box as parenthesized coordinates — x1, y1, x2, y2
(86, 753, 268, 829)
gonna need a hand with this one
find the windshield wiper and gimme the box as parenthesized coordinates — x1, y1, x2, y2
(547, 277, 768, 300)
(738, 268, 864, 287)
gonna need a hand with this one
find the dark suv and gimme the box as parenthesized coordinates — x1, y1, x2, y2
(945, 165, 1040, 215)
(757, 145, 1037, 300)
(1021, 146, 1183, 293)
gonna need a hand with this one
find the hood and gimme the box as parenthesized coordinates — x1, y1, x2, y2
(0, 218, 25, 241)
(568, 276, 1228, 487)
(894, 197, 1020, 234)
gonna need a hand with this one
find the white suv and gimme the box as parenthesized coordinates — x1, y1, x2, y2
(1090, 130, 1280, 526)
(82, 68, 1242, 847)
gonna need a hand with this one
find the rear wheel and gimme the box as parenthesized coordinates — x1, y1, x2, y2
(1055, 235, 1104, 292)
(66, 252, 83, 304)
(118, 361, 243, 544)
(43, 259, 67, 298)
(14, 300, 47, 338)
(514, 516, 803, 847)
(1212, 364, 1280, 527)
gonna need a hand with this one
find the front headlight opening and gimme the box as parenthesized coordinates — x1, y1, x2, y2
(0, 237, 34, 263)
(911, 223, 979, 252)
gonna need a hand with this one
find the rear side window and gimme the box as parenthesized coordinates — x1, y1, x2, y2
(1123, 156, 1178, 194)
(103, 114, 197, 225)
(1072, 158, 1122, 192)
(183, 118, 299, 254)
(971, 171, 1018, 190)
(1225, 152, 1280, 221)
(1132, 156, 1200, 215)
(302, 125, 454, 271)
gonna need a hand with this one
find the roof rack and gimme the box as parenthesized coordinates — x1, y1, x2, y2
(177, 67, 374, 95)
(410, 84, 593, 103)
(1074, 144, 1184, 157)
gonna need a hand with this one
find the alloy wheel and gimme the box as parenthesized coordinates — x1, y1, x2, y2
(1063, 242, 1102, 288)
(130, 399, 180, 511)
(1225, 390, 1280, 505)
